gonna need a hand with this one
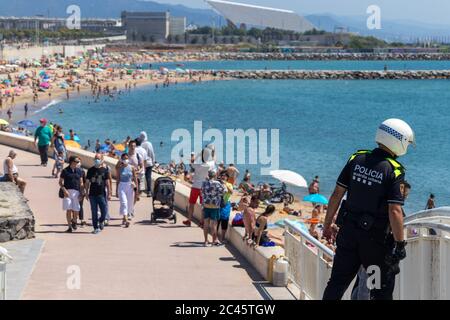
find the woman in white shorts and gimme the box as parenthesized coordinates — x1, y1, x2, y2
(116, 153, 138, 228)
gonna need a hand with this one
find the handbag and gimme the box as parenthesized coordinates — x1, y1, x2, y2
(58, 188, 65, 199)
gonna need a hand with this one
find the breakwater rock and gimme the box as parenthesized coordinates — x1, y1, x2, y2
(204, 52, 450, 61)
(203, 70, 450, 80)
(0, 183, 35, 242)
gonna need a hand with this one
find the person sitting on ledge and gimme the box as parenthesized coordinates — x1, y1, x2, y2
(1, 150, 27, 194)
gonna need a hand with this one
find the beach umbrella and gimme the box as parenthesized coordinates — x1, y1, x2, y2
(175, 68, 186, 74)
(0, 119, 9, 125)
(40, 82, 50, 89)
(99, 144, 110, 153)
(33, 61, 42, 67)
(17, 119, 36, 128)
(39, 70, 47, 77)
(65, 140, 81, 148)
(270, 170, 308, 188)
(303, 194, 329, 205)
(65, 135, 81, 142)
(94, 68, 103, 73)
(113, 144, 125, 152)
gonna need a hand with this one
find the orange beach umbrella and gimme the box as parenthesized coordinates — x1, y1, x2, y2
(65, 140, 81, 148)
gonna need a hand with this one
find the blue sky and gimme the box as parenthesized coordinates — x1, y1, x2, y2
(155, 0, 450, 25)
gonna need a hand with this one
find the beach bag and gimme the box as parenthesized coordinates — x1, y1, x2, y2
(58, 188, 65, 199)
(232, 213, 244, 227)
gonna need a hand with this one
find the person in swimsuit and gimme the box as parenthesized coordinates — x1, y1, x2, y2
(252, 205, 276, 248)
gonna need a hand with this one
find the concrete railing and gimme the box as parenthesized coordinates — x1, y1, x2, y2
(0, 131, 283, 282)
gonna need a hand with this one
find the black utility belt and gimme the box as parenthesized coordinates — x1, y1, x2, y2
(345, 211, 388, 232)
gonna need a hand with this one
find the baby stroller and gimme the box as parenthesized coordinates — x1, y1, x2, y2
(151, 177, 177, 224)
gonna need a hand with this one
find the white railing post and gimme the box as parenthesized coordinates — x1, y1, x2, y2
(0, 261, 6, 300)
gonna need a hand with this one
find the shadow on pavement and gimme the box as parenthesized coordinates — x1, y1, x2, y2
(170, 241, 206, 248)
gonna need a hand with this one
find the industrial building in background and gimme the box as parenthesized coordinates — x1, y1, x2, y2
(0, 16, 121, 34)
(205, 0, 315, 32)
(121, 11, 186, 42)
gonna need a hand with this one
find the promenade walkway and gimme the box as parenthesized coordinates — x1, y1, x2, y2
(0, 144, 268, 300)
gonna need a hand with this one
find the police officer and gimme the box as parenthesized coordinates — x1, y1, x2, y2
(322, 118, 415, 300)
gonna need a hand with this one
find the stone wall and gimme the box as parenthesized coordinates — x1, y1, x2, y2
(0, 183, 35, 243)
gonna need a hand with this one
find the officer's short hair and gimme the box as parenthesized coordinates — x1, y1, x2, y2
(402, 181, 411, 190)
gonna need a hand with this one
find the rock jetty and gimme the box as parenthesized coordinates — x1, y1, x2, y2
(191, 70, 450, 80)
(200, 52, 450, 61)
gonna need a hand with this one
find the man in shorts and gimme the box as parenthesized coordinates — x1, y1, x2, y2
(183, 148, 216, 227)
(59, 156, 85, 233)
(201, 170, 225, 246)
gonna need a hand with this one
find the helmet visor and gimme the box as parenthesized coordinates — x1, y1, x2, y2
(409, 132, 416, 148)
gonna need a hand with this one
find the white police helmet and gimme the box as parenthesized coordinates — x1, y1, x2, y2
(375, 119, 415, 157)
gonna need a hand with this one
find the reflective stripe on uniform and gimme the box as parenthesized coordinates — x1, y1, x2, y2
(385, 157, 405, 178)
(348, 150, 371, 162)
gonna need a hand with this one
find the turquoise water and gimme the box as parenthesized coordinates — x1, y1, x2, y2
(29, 78, 450, 213)
(146, 60, 450, 71)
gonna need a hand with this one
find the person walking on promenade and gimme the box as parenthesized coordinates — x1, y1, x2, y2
(59, 156, 85, 233)
(201, 170, 225, 247)
(116, 153, 138, 228)
(135, 138, 149, 194)
(183, 147, 216, 227)
(139, 131, 155, 197)
(1, 150, 27, 193)
(125, 140, 143, 211)
(322, 119, 415, 300)
(51, 125, 66, 163)
(77, 159, 87, 227)
(86, 153, 111, 234)
(24, 103, 28, 116)
(34, 118, 52, 167)
(217, 171, 234, 244)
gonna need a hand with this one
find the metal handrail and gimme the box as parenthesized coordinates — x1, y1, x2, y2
(0, 246, 13, 263)
(284, 219, 335, 257)
(404, 207, 450, 223)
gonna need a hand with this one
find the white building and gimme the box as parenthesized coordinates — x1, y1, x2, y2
(206, 0, 314, 33)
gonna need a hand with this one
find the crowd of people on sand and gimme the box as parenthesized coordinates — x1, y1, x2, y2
(0, 50, 223, 119)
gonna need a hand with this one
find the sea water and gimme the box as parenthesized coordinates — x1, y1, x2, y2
(147, 59, 450, 71)
(28, 77, 450, 214)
